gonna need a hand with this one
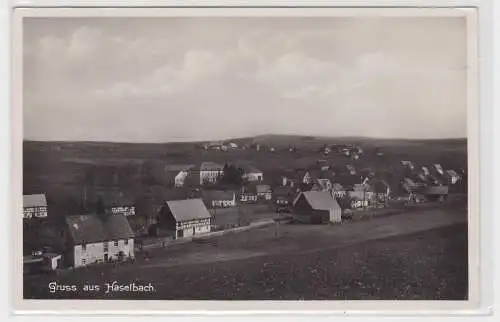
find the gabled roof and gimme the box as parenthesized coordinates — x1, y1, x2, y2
(238, 164, 262, 174)
(65, 214, 134, 244)
(23, 194, 47, 208)
(200, 162, 224, 171)
(298, 191, 341, 212)
(166, 199, 212, 222)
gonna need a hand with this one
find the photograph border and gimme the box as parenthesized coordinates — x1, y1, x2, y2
(9, 2, 490, 317)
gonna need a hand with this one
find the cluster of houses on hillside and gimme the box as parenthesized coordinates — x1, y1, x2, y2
(22, 154, 466, 272)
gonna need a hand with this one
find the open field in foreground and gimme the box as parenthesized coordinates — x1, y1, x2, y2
(24, 206, 468, 300)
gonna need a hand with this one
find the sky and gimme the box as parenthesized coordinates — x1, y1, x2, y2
(23, 17, 467, 142)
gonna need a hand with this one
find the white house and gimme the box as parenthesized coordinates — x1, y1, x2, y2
(23, 194, 48, 219)
(445, 169, 461, 184)
(202, 190, 237, 208)
(64, 214, 135, 268)
(240, 164, 264, 182)
(200, 162, 224, 185)
(175, 170, 190, 187)
(434, 164, 444, 176)
(256, 184, 273, 200)
(331, 183, 347, 199)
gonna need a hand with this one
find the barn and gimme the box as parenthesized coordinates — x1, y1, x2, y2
(292, 191, 342, 224)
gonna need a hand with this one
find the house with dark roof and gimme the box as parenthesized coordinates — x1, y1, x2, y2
(23, 194, 48, 219)
(239, 164, 264, 182)
(292, 191, 342, 224)
(331, 183, 347, 199)
(157, 199, 212, 239)
(94, 190, 136, 217)
(202, 190, 237, 208)
(311, 178, 333, 192)
(64, 214, 135, 268)
(239, 185, 259, 203)
(256, 184, 273, 201)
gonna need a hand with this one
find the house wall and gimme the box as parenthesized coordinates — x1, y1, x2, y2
(175, 171, 189, 187)
(110, 206, 135, 216)
(240, 194, 258, 203)
(258, 192, 272, 200)
(247, 172, 263, 181)
(23, 206, 48, 219)
(73, 242, 104, 268)
(200, 170, 222, 184)
(212, 199, 236, 208)
(329, 208, 342, 223)
(176, 218, 211, 239)
(73, 239, 134, 268)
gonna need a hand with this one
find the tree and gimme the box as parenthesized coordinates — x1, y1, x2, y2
(95, 197, 106, 215)
(219, 164, 243, 186)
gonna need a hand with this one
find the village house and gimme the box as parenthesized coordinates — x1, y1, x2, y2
(433, 164, 444, 176)
(200, 162, 224, 185)
(202, 190, 237, 208)
(445, 169, 461, 185)
(239, 164, 264, 182)
(174, 165, 195, 187)
(331, 183, 347, 199)
(311, 178, 333, 192)
(95, 191, 136, 217)
(273, 186, 295, 205)
(64, 213, 135, 268)
(23, 194, 48, 219)
(157, 199, 211, 239)
(256, 184, 273, 201)
(424, 185, 449, 202)
(239, 186, 259, 203)
(401, 160, 415, 170)
(292, 191, 342, 224)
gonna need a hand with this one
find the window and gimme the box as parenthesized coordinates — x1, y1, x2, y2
(104, 242, 109, 252)
(82, 259, 86, 265)
(81, 244, 87, 252)
(114, 241, 118, 247)
(124, 239, 129, 246)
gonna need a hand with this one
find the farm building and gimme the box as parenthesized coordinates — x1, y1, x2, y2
(239, 186, 259, 203)
(157, 199, 211, 239)
(93, 190, 136, 216)
(256, 184, 273, 200)
(331, 183, 347, 199)
(200, 162, 224, 185)
(202, 190, 237, 208)
(292, 191, 342, 224)
(424, 185, 449, 201)
(239, 164, 264, 182)
(64, 213, 135, 268)
(23, 194, 48, 219)
(445, 169, 461, 185)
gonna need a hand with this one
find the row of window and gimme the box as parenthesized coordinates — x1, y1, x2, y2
(81, 240, 128, 252)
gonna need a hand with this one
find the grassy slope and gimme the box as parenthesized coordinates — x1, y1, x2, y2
(24, 223, 468, 300)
